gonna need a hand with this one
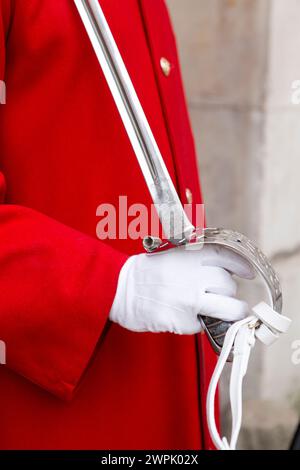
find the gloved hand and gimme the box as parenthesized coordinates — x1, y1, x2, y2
(109, 244, 255, 335)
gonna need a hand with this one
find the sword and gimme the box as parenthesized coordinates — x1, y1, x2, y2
(73, 0, 282, 356)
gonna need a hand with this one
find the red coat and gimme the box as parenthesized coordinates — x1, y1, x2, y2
(0, 0, 217, 449)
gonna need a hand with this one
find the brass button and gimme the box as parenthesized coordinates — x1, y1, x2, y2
(185, 188, 193, 204)
(160, 57, 172, 77)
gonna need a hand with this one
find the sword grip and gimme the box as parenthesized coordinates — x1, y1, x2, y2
(199, 316, 233, 359)
(143, 228, 282, 363)
(194, 227, 282, 361)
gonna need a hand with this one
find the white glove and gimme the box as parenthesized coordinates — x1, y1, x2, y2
(109, 244, 255, 335)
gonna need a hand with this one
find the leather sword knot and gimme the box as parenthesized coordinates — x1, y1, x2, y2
(207, 301, 291, 450)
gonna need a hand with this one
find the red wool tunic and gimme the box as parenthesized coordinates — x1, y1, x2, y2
(0, 0, 217, 449)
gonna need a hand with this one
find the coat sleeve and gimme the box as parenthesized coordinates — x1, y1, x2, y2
(0, 2, 128, 400)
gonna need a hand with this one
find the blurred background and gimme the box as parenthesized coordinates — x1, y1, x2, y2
(166, 0, 300, 450)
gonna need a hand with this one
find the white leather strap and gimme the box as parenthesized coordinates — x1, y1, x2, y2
(252, 302, 291, 334)
(207, 301, 291, 450)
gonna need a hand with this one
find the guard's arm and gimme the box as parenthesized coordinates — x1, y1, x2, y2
(0, 1, 128, 400)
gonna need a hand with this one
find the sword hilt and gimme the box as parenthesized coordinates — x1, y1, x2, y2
(143, 227, 282, 361)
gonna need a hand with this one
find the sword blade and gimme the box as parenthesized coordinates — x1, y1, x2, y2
(74, 0, 195, 243)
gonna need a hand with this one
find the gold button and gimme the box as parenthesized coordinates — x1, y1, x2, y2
(185, 188, 193, 204)
(160, 57, 172, 77)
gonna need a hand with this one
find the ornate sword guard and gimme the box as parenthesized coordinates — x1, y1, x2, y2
(143, 228, 283, 359)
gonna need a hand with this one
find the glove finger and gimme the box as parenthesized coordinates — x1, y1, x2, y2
(197, 292, 249, 322)
(198, 266, 237, 297)
(149, 300, 203, 335)
(196, 245, 256, 280)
